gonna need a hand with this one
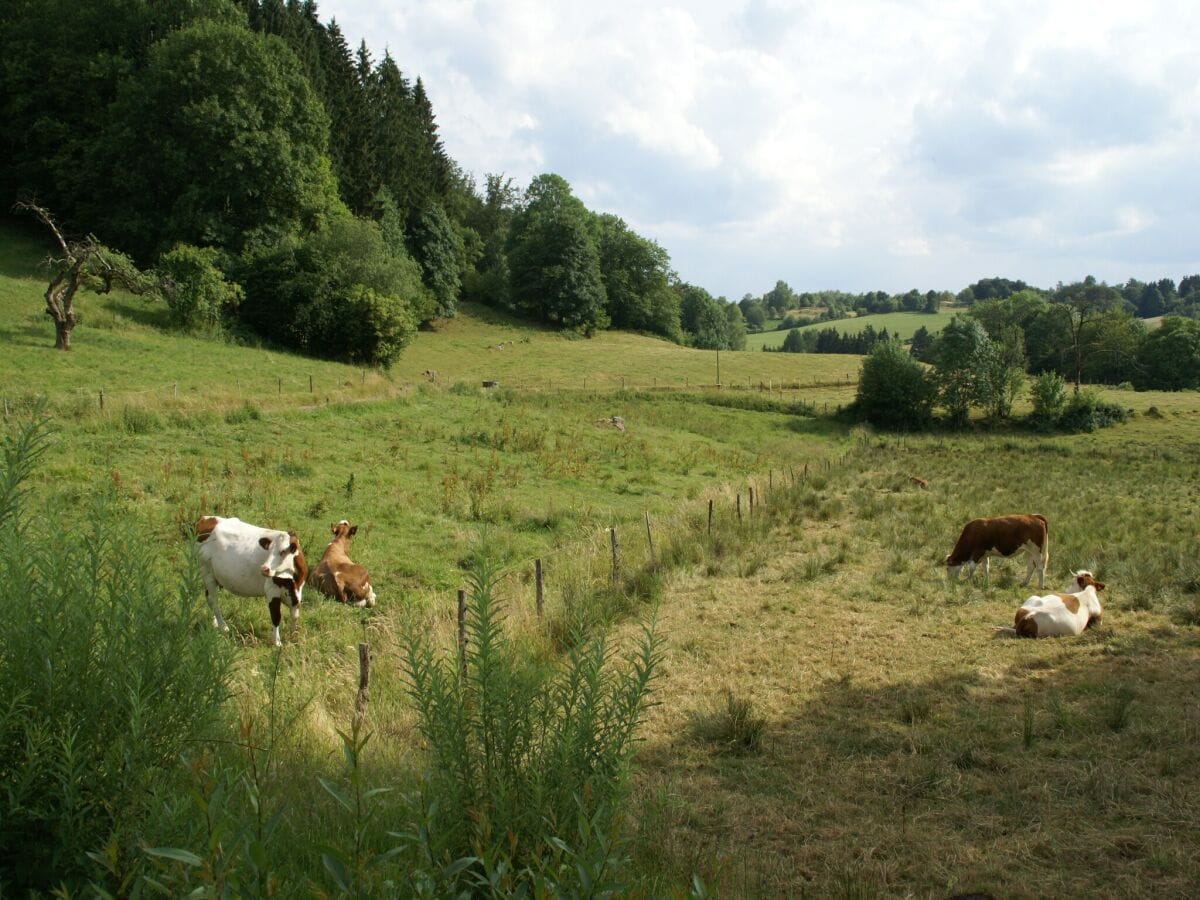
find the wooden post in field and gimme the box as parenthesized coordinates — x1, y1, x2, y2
(749, 486, 755, 519)
(173, 383, 178, 399)
(535, 559, 544, 618)
(707, 498, 714, 535)
(609, 527, 620, 584)
(804, 462, 808, 481)
(277, 377, 282, 395)
(99, 389, 104, 410)
(355, 643, 370, 723)
(644, 512, 655, 564)
(769, 470, 773, 493)
(457, 589, 467, 678)
(361, 370, 366, 385)
(309, 374, 313, 393)
(736, 493, 742, 523)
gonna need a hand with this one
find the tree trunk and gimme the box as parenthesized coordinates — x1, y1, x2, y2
(54, 319, 72, 350)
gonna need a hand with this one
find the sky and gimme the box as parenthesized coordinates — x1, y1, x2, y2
(321, 0, 1200, 300)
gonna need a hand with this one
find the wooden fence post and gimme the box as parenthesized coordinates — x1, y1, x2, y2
(277, 377, 282, 395)
(644, 512, 655, 564)
(99, 389, 104, 411)
(707, 498, 714, 535)
(309, 374, 313, 393)
(749, 486, 755, 519)
(736, 493, 742, 523)
(535, 559, 544, 618)
(173, 383, 178, 399)
(457, 589, 467, 678)
(610, 527, 619, 584)
(355, 643, 371, 723)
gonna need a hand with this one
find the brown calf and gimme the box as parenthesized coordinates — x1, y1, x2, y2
(946, 514, 1049, 589)
(308, 520, 377, 608)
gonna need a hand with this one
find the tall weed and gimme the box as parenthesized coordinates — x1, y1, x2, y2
(398, 542, 662, 892)
(0, 411, 233, 894)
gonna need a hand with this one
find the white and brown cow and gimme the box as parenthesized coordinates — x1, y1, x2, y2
(1014, 570, 1105, 638)
(945, 514, 1049, 589)
(308, 520, 376, 608)
(195, 516, 309, 647)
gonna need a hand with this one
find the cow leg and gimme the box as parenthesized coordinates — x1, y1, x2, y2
(269, 597, 283, 647)
(201, 569, 228, 632)
(289, 594, 300, 634)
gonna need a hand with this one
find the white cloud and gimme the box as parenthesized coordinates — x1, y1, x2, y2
(320, 1, 1200, 295)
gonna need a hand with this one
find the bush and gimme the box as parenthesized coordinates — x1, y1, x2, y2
(158, 244, 243, 334)
(0, 413, 233, 893)
(852, 339, 933, 429)
(1028, 371, 1067, 429)
(398, 542, 660, 892)
(234, 216, 425, 366)
(1056, 389, 1129, 433)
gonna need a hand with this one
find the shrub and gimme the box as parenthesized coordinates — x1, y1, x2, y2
(1056, 389, 1129, 433)
(234, 216, 425, 366)
(158, 243, 243, 334)
(852, 339, 933, 429)
(1029, 371, 1067, 426)
(0, 413, 233, 893)
(398, 542, 660, 892)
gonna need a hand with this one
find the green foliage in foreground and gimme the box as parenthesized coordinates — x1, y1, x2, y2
(399, 544, 661, 892)
(0, 413, 233, 894)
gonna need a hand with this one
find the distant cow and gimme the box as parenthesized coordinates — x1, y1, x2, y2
(308, 520, 377, 608)
(946, 514, 1049, 589)
(1015, 570, 1105, 638)
(195, 516, 308, 647)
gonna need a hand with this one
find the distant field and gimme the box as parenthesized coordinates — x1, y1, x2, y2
(746, 308, 956, 351)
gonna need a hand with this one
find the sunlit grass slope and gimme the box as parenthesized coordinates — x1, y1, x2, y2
(745, 308, 956, 350)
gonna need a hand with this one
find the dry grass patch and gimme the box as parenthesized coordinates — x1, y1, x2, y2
(623, 435, 1200, 897)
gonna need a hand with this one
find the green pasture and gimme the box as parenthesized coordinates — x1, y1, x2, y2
(3, 221, 1199, 897)
(745, 308, 955, 351)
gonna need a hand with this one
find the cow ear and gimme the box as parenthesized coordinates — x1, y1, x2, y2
(287, 541, 298, 555)
(1095, 580, 1106, 591)
(349, 525, 358, 536)
(258, 536, 271, 550)
(331, 522, 338, 534)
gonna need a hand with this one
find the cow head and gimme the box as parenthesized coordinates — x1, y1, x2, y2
(1072, 570, 1106, 592)
(1072, 570, 1105, 629)
(257, 531, 301, 577)
(331, 520, 358, 540)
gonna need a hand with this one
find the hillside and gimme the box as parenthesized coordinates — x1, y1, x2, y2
(745, 308, 956, 351)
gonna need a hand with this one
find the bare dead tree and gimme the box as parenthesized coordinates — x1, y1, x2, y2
(14, 202, 159, 350)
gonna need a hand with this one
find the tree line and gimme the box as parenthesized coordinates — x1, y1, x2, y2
(0, 0, 745, 365)
(852, 278, 1200, 432)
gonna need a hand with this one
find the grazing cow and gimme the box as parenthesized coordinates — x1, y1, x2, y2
(308, 520, 377, 608)
(1014, 570, 1105, 638)
(946, 514, 1049, 589)
(195, 516, 308, 647)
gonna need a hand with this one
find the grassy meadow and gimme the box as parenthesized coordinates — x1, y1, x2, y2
(746, 308, 956, 351)
(2, 221, 1199, 897)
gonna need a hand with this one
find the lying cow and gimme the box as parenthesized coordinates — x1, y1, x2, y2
(946, 514, 1049, 589)
(195, 516, 308, 647)
(1014, 570, 1105, 638)
(308, 520, 377, 608)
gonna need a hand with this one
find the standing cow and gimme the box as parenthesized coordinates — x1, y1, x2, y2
(195, 516, 308, 647)
(308, 520, 377, 608)
(945, 514, 1049, 589)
